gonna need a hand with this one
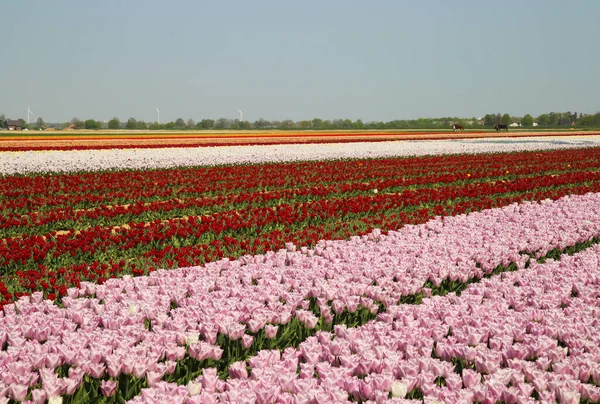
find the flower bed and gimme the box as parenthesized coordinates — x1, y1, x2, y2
(136, 243, 600, 403)
(1, 137, 598, 175)
(1, 193, 600, 402)
(1, 148, 600, 306)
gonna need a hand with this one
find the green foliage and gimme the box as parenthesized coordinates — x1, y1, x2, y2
(108, 117, 121, 129)
(71, 117, 83, 128)
(521, 114, 534, 127)
(483, 114, 496, 127)
(174, 118, 186, 129)
(253, 118, 269, 129)
(197, 119, 215, 129)
(125, 118, 137, 129)
(580, 112, 600, 127)
(84, 119, 100, 129)
(58, 111, 600, 131)
(214, 118, 229, 129)
(280, 120, 295, 130)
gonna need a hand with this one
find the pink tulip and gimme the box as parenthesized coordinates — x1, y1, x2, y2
(227, 323, 246, 341)
(201, 368, 218, 392)
(558, 389, 581, 404)
(264, 325, 278, 340)
(228, 361, 248, 379)
(64, 378, 79, 395)
(241, 333, 254, 348)
(146, 371, 163, 387)
(8, 384, 28, 402)
(31, 389, 47, 404)
(358, 380, 373, 400)
(87, 363, 105, 379)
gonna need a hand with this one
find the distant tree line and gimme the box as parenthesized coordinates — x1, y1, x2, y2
(3, 111, 600, 131)
(482, 111, 591, 128)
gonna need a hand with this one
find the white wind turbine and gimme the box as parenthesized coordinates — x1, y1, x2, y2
(27, 105, 34, 124)
(237, 109, 243, 122)
(156, 107, 160, 124)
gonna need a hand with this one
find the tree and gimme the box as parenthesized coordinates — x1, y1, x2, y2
(280, 120, 295, 130)
(108, 117, 121, 129)
(71, 117, 83, 128)
(125, 118, 138, 129)
(536, 114, 549, 126)
(214, 118, 229, 129)
(174, 118, 186, 129)
(136, 120, 148, 130)
(341, 119, 353, 129)
(547, 112, 559, 127)
(35, 117, 45, 129)
(253, 118, 270, 129)
(521, 114, 534, 127)
(186, 119, 196, 129)
(197, 119, 215, 129)
(311, 118, 324, 129)
(84, 119, 100, 129)
(483, 114, 496, 127)
(501, 114, 511, 126)
(297, 120, 312, 129)
(571, 112, 578, 126)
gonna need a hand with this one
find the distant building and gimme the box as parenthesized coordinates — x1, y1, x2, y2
(4, 120, 23, 131)
(509, 122, 521, 127)
(532, 122, 539, 127)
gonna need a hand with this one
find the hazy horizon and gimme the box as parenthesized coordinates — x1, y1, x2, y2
(2, 1, 599, 123)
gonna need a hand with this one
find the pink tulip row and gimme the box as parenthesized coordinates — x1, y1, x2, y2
(1, 193, 600, 402)
(128, 243, 600, 404)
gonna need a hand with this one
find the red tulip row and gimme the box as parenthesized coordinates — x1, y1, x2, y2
(1, 149, 593, 212)
(2, 165, 599, 238)
(1, 148, 599, 308)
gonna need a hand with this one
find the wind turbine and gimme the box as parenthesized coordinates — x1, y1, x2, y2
(27, 106, 34, 124)
(237, 109, 243, 122)
(156, 107, 160, 124)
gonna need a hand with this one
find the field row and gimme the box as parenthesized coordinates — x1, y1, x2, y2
(1, 192, 600, 402)
(1, 149, 600, 306)
(0, 130, 594, 153)
(132, 244, 600, 403)
(1, 136, 599, 175)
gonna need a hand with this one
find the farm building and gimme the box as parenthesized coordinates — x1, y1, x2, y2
(4, 120, 23, 131)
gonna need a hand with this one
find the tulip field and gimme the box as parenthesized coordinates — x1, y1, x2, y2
(2, 140, 600, 402)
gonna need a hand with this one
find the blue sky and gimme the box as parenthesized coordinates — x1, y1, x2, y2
(1, 0, 598, 123)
